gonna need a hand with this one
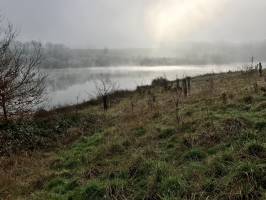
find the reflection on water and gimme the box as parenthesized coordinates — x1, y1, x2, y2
(44, 65, 240, 107)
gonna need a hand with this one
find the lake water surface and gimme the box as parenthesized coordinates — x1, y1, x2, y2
(45, 65, 241, 108)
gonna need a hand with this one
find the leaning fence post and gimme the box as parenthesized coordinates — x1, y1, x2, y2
(259, 62, 263, 77)
(186, 77, 191, 95)
(176, 78, 180, 88)
(182, 78, 188, 97)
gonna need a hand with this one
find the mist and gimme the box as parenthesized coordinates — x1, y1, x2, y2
(1, 0, 266, 107)
(1, 0, 266, 48)
(2, 1, 266, 197)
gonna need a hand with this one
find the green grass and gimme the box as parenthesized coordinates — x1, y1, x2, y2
(32, 88, 266, 199)
(37, 111, 266, 198)
(2, 70, 266, 200)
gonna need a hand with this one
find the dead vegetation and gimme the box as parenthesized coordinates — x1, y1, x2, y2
(1, 68, 266, 199)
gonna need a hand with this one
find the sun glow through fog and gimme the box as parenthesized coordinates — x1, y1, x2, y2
(147, 0, 228, 44)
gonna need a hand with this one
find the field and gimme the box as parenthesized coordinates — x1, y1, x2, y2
(0, 69, 266, 200)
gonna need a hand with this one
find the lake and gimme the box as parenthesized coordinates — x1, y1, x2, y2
(44, 65, 241, 108)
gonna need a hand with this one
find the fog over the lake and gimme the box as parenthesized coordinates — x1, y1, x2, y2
(1, 0, 266, 48)
(1, 0, 266, 107)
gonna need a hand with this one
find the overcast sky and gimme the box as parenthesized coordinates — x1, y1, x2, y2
(1, 0, 266, 48)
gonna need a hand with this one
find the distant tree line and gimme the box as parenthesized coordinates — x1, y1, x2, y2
(19, 42, 266, 69)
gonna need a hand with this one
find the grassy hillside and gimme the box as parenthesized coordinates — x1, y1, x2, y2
(1, 70, 266, 200)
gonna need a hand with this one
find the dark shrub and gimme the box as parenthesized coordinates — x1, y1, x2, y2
(34, 108, 50, 118)
(152, 77, 168, 89)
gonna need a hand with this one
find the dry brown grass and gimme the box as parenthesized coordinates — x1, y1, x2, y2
(0, 152, 57, 200)
(1, 69, 266, 199)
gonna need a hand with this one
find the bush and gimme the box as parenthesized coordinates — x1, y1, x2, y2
(151, 77, 168, 88)
(0, 113, 94, 156)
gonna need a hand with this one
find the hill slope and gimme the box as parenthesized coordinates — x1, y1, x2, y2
(1, 70, 266, 200)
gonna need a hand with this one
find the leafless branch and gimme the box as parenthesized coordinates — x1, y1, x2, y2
(93, 74, 119, 111)
(0, 20, 47, 120)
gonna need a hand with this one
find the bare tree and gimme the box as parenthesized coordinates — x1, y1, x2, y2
(94, 74, 118, 111)
(0, 22, 46, 120)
